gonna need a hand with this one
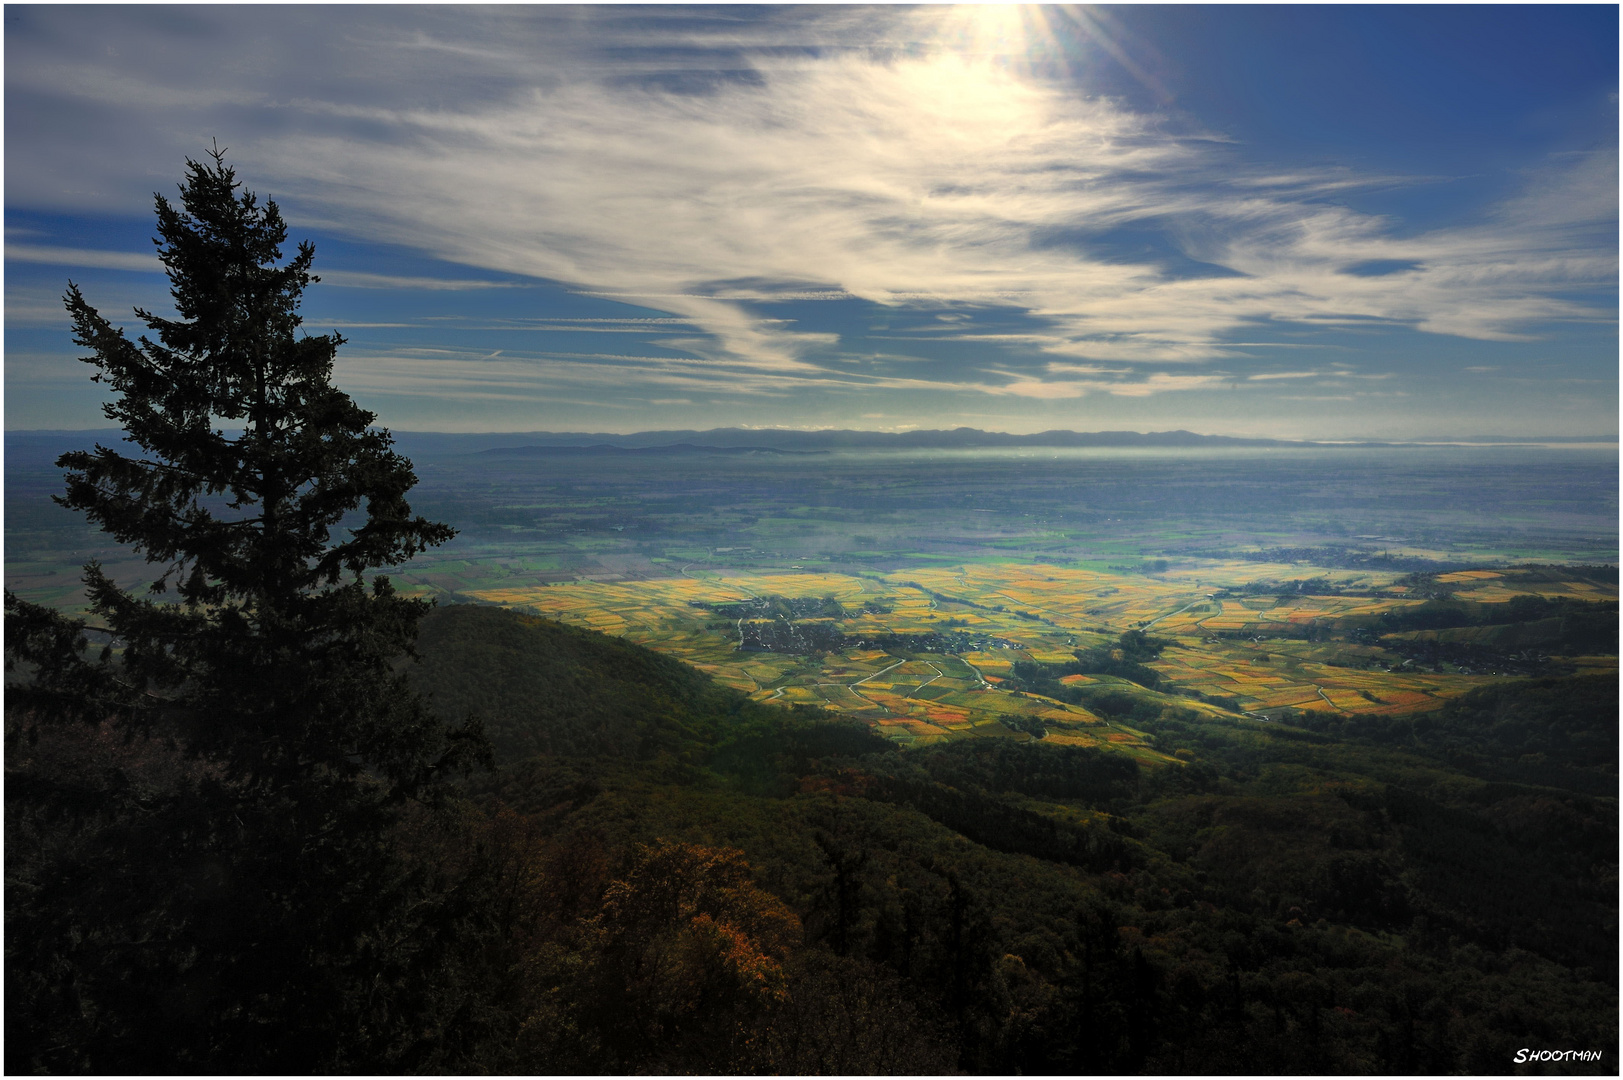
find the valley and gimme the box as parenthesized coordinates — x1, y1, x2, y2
(7, 431, 1618, 1073)
(453, 561, 1616, 756)
(9, 433, 1615, 773)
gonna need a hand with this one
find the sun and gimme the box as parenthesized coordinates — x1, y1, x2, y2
(917, 5, 1168, 100)
(926, 4, 1063, 68)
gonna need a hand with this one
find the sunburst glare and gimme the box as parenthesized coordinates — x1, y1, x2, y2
(911, 4, 1170, 104)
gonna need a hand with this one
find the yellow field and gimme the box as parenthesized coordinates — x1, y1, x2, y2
(1436, 570, 1504, 583)
(1431, 567, 1615, 604)
(463, 559, 1613, 751)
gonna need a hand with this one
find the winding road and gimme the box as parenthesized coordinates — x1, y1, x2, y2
(904, 661, 946, 699)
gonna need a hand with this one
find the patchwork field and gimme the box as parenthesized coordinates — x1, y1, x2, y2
(461, 559, 1614, 752)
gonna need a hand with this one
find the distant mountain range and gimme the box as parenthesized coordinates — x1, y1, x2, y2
(463, 427, 1288, 453)
(475, 442, 830, 458)
(8, 427, 1615, 467)
(412, 426, 1617, 459)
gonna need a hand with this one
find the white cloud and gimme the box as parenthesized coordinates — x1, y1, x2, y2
(7, 6, 1616, 406)
(3, 296, 75, 327)
(6, 245, 160, 272)
(238, 40, 1608, 373)
(316, 270, 528, 291)
(995, 380, 1088, 400)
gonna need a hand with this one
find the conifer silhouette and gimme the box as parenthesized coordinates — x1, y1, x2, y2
(5, 149, 485, 1072)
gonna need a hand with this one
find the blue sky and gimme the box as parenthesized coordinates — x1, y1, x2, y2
(6, 5, 1617, 438)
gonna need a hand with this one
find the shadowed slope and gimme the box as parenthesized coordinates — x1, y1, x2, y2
(412, 603, 740, 764)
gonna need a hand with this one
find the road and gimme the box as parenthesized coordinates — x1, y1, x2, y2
(904, 661, 946, 699)
(1142, 597, 1211, 631)
(850, 658, 906, 687)
(957, 655, 1001, 692)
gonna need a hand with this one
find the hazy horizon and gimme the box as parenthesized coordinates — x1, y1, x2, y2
(7, 424, 1619, 445)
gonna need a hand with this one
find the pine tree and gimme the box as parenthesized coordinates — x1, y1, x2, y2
(4, 149, 486, 1072)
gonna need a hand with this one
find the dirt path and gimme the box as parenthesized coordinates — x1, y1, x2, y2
(850, 658, 906, 687)
(958, 655, 1001, 692)
(818, 680, 892, 715)
(905, 662, 945, 699)
(839, 657, 906, 714)
(1142, 597, 1208, 630)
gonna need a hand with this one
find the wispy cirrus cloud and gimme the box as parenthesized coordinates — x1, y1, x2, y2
(0, 250, 529, 292)
(317, 270, 529, 291)
(6, 245, 160, 272)
(5, 5, 1615, 432)
(331, 340, 1252, 410)
(214, 21, 1609, 376)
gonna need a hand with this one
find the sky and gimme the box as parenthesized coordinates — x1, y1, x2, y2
(5, 4, 1618, 439)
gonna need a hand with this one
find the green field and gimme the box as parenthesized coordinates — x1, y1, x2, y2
(444, 559, 1615, 757)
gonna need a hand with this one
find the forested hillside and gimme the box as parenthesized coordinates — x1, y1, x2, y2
(392, 604, 1617, 1073)
(9, 599, 1616, 1072)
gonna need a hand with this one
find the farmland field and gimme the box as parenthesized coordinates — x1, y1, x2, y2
(456, 558, 1615, 750)
(353, 440, 1622, 753)
(9, 433, 1615, 760)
